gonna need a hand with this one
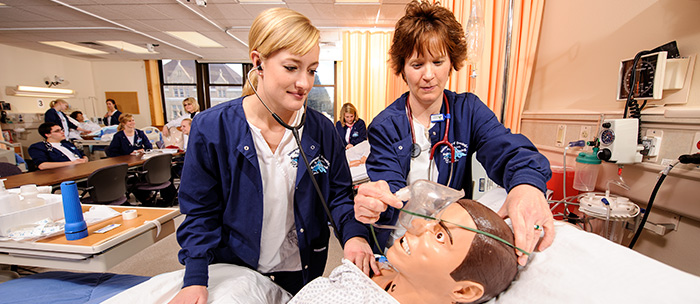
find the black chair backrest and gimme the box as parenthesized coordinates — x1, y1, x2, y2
(87, 163, 128, 203)
(143, 153, 172, 185)
(0, 162, 22, 178)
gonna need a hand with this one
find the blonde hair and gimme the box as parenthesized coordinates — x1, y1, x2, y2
(338, 103, 359, 127)
(49, 99, 67, 108)
(181, 118, 192, 126)
(183, 97, 199, 113)
(117, 113, 132, 131)
(241, 8, 320, 96)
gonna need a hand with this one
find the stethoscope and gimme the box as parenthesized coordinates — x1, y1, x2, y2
(43, 141, 81, 159)
(246, 65, 341, 237)
(405, 94, 455, 187)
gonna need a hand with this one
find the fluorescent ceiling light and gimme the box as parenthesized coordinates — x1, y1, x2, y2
(97, 40, 155, 54)
(6, 85, 75, 98)
(165, 31, 223, 48)
(39, 41, 108, 54)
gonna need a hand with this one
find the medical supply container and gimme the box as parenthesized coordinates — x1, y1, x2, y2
(573, 151, 601, 192)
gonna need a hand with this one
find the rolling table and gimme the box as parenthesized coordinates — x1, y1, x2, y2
(0, 205, 181, 272)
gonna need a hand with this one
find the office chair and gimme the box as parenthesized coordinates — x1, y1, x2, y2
(129, 153, 176, 207)
(0, 162, 22, 178)
(80, 163, 129, 205)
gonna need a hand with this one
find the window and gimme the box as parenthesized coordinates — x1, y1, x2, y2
(207, 63, 244, 107)
(160, 60, 197, 122)
(309, 61, 336, 121)
(158, 60, 336, 123)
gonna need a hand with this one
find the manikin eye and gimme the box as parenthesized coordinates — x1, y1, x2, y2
(435, 231, 446, 242)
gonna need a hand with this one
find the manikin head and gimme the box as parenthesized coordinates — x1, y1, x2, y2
(180, 118, 192, 135)
(385, 199, 518, 304)
(70, 111, 84, 122)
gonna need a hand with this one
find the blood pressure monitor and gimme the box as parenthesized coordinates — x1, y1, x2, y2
(616, 51, 667, 100)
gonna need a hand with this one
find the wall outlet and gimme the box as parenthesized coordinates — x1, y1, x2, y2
(580, 126, 591, 140)
(556, 124, 566, 147)
(692, 132, 700, 154)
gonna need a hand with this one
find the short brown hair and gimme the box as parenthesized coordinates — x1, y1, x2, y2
(451, 199, 518, 303)
(389, 0, 467, 79)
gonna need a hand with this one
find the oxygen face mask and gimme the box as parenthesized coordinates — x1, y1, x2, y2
(370, 180, 530, 257)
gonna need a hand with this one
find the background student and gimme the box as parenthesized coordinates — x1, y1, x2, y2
(335, 103, 367, 149)
(103, 98, 122, 126)
(28, 122, 88, 170)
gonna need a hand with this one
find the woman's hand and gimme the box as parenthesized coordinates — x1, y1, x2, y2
(497, 184, 555, 266)
(343, 236, 379, 276)
(168, 285, 208, 304)
(345, 144, 353, 149)
(354, 181, 402, 224)
(162, 126, 170, 137)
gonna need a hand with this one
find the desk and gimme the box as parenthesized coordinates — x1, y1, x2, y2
(0, 205, 181, 272)
(3, 154, 146, 189)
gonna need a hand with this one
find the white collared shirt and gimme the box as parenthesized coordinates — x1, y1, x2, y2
(247, 110, 304, 273)
(406, 118, 438, 185)
(50, 142, 79, 161)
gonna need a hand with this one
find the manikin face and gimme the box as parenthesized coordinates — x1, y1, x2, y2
(344, 112, 355, 125)
(184, 102, 195, 113)
(76, 113, 84, 122)
(46, 125, 66, 142)
(180, 121, 191, 135)
(403, 47, 451, 107)
(386, 203, 476, 293)
(106, 100, 116, 111)
(256, 46, 320, 114)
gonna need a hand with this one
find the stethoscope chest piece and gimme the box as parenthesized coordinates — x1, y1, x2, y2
(410, 143, 421, 158)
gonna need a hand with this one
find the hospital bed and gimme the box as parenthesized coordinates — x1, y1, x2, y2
(2, 189, 699, 303)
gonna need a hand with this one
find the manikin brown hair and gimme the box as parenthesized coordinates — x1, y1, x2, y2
(451, 199, 518, 303)
(389, 0, 467, 80)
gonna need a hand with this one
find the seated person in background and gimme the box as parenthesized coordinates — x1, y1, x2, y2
(105, 113, 152, 157)
(180, 118, 191, 151)
(162, 97, 199, 137)
(28, 122, 88, 170)
(335, 103, 367, 149)
(69, 111, 101, 133)
(103, 98, 122, 126)
(291, 199, 518, 304)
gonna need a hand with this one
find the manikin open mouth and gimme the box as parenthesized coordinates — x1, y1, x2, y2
(400, 236, 411, 255)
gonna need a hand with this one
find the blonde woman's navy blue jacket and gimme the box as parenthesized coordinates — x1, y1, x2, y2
(366, 90, 551, 248)
(44, 108, 77, 130)
(105, 129, 152, 157)
(28, 140, 84, 167)
(176, 97, 369, 288)
(334, 119, 367, 146)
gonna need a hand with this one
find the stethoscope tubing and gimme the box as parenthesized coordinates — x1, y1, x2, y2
(406, 94, 456, 187)
(247, 68, 341, 238)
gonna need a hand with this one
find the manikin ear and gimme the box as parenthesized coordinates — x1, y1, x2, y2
(450, 280, 484, 303)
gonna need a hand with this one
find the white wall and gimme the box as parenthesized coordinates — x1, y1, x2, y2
(0, 44, 152, 128)
(0, 44, 96, 114)
(527, 0, 700, 112)
(91, 61, 151, 128)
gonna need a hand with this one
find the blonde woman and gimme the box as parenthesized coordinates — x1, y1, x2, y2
(44, 99, 87, 138)
(162, 97, 199, 137)
(172, 7, 374, 303)
(335, 103, 367, 149)
(105, 113, 151, 157)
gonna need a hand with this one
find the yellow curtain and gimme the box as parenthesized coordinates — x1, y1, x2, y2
(338, 31, 406, 125)
(443, 0, 545, 133)
(339, 0, 544, 133)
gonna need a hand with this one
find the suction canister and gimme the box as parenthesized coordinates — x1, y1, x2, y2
(573, 150, 601, 192)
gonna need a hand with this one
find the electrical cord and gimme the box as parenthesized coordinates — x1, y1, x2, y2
(628, 153, 699, 249)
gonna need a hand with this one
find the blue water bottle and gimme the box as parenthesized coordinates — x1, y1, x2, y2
(61, 181, 88, 240)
